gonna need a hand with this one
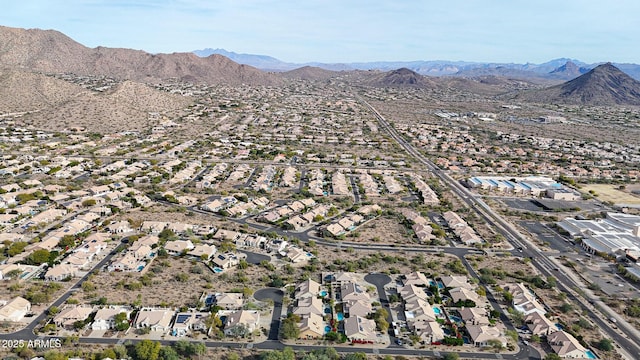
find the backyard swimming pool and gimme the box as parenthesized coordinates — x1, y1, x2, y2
(433, 307, 442, 315)
(336, 313, 344, 321)
(585, 350, 597, 359)
(213, 267, 223, 273)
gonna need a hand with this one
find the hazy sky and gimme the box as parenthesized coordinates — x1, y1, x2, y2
(1, 0, 638, 64)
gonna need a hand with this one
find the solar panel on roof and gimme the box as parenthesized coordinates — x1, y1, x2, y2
(176, 314, 191, 323)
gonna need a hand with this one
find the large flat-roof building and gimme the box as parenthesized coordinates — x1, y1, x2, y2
(558, 212, 640, 256)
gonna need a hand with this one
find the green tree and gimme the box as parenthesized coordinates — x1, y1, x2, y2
(559, 303, 573, 313)
(544, 354, 562, 360)
(158, 228, 176, 241)
(7, 241, 28, 256)
(101, 348, 118, 360)
(325, 331, 339, 341)
(442, 353, 460, 360)
(28, 249, 51, 265)
(43, 350, 67, 360)
(47, 306, 60, 316)
(159, 346, 180, 360)
(114, 312, 129, 331)
(58, 235, 76, 249)
(595, 338, 613, 351)
(135, 339, 161, 360)
(82, 281, 96, 292)
(281, 314, 301, 339)
(344, 353, 367, 360)
(82, 199, 97, 207)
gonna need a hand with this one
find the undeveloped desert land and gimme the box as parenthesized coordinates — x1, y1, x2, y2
(580, 184, 640, 205)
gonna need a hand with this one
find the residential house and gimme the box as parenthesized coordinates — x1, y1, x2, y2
(108, 253, 142, 272)
(356, 204, 381, 216)
(414, 321, 445, 344)
(215, 293, 244, 310)
(337, 217, 354, 230)
(299, 312, 325, 339)
(212, 253, 242, 269)
(0, 297, 31, 322)
(287, 247, 310, 263)
(0, 264, 38, 280)
(295, 279, 321, 299)
(164, 240, 195, 256)
(325, 223, 345, 237)
(443, 211, 466, 228)
(91, 307, 131, 331)
(167, 222, 195, 235)
(525, 312, 559, 336)
(213, 229, 240, 242)
(135, 308, 174, 332)
(404, 297, 437, 327)
(466, 324, 508, 348)
(188, 244, 217, 260)
(65, 252, 93, 269)
(413, 223, 435, 243)
(223, 310, 260, 337)
(344, 316, 377, 342)
(133, 234, 160, 249)
(288, 201, 306, 212)
(292, 297, 323, 317)
(403, 271, 429, 287)
(132, 244, 154, 260)
(44, 264, 78, 281)
(457, 227, 483, 245)
(201, 199, 227, 213)
(172, 312, 210, 337)
(330, 272, 359, 285)
(54, 306, 94, 329)
(449, 287, 481, 305)
(399, 284, 429, 302)
(506, 283, 546, 316)
(440, 276, 473, 290)
(459, 307, 490, 326)
(547, 330, 590, 358)
(340, 282, 370, 302)
(105, 220, 134, 234)
(90, 185, 111, 196)
(285, 216, 307, 230)
(266, 239, 288, 254)
(140, 221, 167, 233)
(344, 299, 372, 318)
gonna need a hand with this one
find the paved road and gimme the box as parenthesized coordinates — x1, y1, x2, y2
(254, 288, 284, 341)
(348, 175, 361, 203)
(240, 250, 271, 265)
(363, 274, 399, 346)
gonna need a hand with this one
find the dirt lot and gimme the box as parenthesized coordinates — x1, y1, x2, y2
(346, 215, 413, 244)
(580, 184, 640, 206)
(78, 257, 230, 308)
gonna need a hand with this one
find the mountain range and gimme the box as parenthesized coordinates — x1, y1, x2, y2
(193, 48, 640, 81)
(519, 63, 640, 106)
(0, 26, 281, 86)
(2, 25, 640, 108)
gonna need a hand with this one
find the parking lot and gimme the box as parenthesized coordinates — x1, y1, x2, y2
(519, 221, 572, 251)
